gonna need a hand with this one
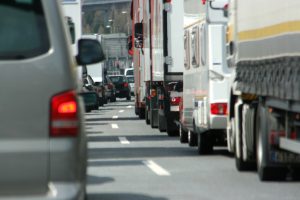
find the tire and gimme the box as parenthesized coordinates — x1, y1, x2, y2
(188, 130, 197, 147)
(256, 102, 286, 181)
(158, 113, 166, 132)
(139, 107, 145, 119)
(197, 131, 213, 155)
(150, 110, 158, 128)
(179, 124, 188, 143)
(127, 94, 131, 101)
(110, 95, 116, 102)
(135, 106, 139, 115)
(145, 108, 150, 125)
(104, 97, 108, 104)
(227, 118, 236, 153)
(166, 119, 179, 136)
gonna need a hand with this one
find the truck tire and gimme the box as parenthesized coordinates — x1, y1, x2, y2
(256, 102, 286, 181)
(188, 130, 197, 147)
(135, 106, 139, 115)
(166, 119, 179, 136)
(179, 124, 188, 143)
(145, 108, 150, 125)
(150, 110, 158, 128)
(139, 107, 145, 119)
(227, 118, 236, 153)
(158, 113, 166, 132)
(197, 131, 213, 155)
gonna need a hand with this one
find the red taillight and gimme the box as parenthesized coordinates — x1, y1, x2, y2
(165, 0, 172, 2)
(124, 82, 129, 87)
(210, 103, 227, 115)
(170, 97, 181, 106)
(50, 90, 79, 137)
(202, 0, 206, 5)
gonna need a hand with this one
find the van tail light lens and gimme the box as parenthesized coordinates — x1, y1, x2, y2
(50, 90, 79, 137)
(210, 103, 227, 115)
(123, 82, 129, 87)
(170, 97, 181, 106)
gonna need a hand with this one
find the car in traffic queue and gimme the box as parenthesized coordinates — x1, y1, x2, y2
(0, 0, 104, 199)
(126, 75, 135, 96)
(108, 75, 131, 100)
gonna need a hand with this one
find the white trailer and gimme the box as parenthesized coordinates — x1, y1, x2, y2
(61, 0, 82, 54)
(226, 0, 300, 180)
(182, 0, 230, 154)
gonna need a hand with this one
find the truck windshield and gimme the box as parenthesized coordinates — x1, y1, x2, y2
(0, 0, 49, 60)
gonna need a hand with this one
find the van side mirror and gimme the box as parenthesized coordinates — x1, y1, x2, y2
(76, 39, 105, 65)
(134, 23, 143, 48)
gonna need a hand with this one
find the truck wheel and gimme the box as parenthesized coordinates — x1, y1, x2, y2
(256, 102, 286, 181)
(158, 113, 166, 132)
(197, 131, 213, 155)
(150, 110, 158, 128)
(135, 106, 139, 115)
(188, 130, 197, 147)
(166, 119, 179, 136)
(139, 107, 145, 119)
(227, 118, 236, 153)
(179, 124, 188, 143)
(145, 108, 150, 125)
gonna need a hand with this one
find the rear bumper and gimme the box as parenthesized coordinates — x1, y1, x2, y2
(115, 89, 130, 98)
(0, 182, 85, 200)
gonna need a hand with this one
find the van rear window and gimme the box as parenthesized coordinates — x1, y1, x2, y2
(0, 0, 49, 60)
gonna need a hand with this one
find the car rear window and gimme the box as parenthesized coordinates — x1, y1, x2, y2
(0, 0, 50, 60)
(109, 76, 125, 83)
(126, 69, 134, 76)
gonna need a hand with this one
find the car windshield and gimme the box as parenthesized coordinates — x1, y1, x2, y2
(126, 69, 134, 76)
(109, 76, 125, 83)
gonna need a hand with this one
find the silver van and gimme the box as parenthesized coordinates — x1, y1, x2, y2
(0, 0, 104, 199)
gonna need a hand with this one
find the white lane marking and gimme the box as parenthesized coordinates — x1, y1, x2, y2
(127, 105, 132, 108)
(112, 115, 119, 119)
(119, 137, 130, 144)
(111, 124, 119, 129)
(143, 160, 170, 176)
(119, 110, 124, 113)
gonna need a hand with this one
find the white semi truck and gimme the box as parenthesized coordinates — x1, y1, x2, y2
(132, 0, 184, 136)
(181, 0, 230, 154)
(226, 0, 300, 180)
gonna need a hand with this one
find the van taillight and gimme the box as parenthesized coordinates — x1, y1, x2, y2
(50, 90, 79, 137)
(124, 82, 129, 87)
(210, 103, 227, 115)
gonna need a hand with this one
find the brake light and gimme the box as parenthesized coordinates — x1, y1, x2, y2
(50, 90, 79, 137)
(170, 97, 181, 106)
(210, 103, 227, 115)
(165, 0, 172, 2)
(124, 82, 129, 87)
(202, 0, 206, 5)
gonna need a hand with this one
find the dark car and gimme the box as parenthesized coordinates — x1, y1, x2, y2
(108, 75, 131, 100)
(80, 92, 99, 112)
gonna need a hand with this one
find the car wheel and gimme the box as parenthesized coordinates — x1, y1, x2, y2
(188, 130, 197, 147)
(179, 125, 188, 143)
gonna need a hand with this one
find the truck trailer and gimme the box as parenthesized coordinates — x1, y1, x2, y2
(226, 0, 300, 180)
(180, 0, 230, 154)
(131, 0, 184, 136)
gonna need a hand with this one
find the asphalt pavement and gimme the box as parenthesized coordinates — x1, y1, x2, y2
(85, 98, 300, 200)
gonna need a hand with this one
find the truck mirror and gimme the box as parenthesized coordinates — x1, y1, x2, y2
(76, 38, 105, 65)
(134, 23, 143, 48)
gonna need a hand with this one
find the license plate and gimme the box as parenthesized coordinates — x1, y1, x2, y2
(270, 150, 300, 163)
(170, 106, 179, 112)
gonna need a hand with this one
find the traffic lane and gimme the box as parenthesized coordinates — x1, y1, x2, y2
(85, 99, 300, 200)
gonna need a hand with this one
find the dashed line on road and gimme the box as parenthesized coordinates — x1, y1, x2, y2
(112, 115, 119, 119)
(111, 124, 119, 129)
(119, 137, 130, 144)
(143, 160, 171, 176)
(127, 105, 132, 108)
(119, 110, 124, 113)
